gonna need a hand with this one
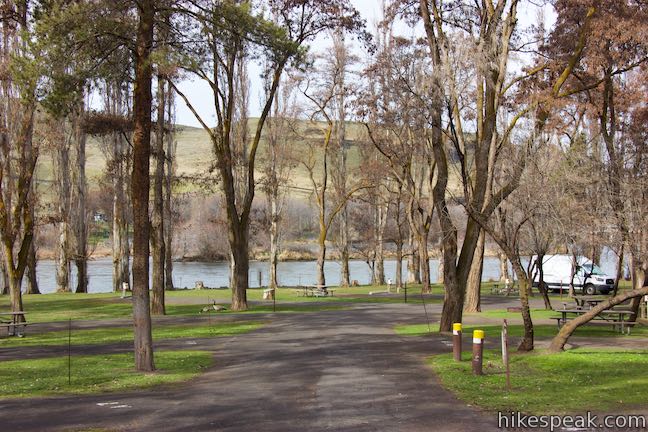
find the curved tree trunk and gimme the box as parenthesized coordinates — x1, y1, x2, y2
(464, 232, 485, 312)
(510, 260, 534, 351)
(549, 267, 648, 353)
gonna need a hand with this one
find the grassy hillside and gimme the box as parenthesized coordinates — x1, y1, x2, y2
(34, 118, 461, 204)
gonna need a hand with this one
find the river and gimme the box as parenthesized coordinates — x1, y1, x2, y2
(29, 257, 504, 294)
(27, 248, 620, 294)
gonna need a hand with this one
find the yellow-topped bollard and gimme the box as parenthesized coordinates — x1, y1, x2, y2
(452, 323, 462, 362)
(472, 329, 484, 375)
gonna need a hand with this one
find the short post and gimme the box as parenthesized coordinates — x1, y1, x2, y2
(472, 329, 484, 376)
(501, 319, 510, 389)
(121, 282, 129, 299)
(404, 283, 408, 303)
(452, 323, 462, 362)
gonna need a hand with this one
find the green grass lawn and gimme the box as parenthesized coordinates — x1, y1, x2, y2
(0, 284, 436, 323)
(0, 350, 213, 399)
(429, 348, 648, 414)
(0, 321, 264, 348)
(394, 322, 648, 338)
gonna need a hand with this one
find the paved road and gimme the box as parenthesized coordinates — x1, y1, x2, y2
(0, 303, 499, 432)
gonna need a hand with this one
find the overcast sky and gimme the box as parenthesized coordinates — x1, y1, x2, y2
(173, 0, 553, 128)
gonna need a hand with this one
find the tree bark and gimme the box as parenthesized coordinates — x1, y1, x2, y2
(499, 251, 509, 282)
(511, 259, 534, 351)
(150, 76, 166, 315)
(613, 244, 624, 296)
(418, 232, 430, 293)
(268, 189, 279, 291)
(407, 231, 420, 284)
(131, 0, 155, 372)
(536, 253, 552, 310)
(374, 202, 387, 285)
(54, 129, 71, 293)
(230, 228, 249, 309)
(25, 238, 39, 295)
(317, 229, 326, 286)
(73, 103, 88, 294)
(464, 231, 485, 312)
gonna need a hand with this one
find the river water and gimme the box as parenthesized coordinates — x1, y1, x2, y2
(28, 248, 620, 294)
(30, 257, 504, 294)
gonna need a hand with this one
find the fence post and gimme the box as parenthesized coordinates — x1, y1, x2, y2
(453, 323, 462, 361)
(472, 329, 484, 375)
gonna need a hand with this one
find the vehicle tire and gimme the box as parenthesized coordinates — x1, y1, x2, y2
(584, 284, 596, 295)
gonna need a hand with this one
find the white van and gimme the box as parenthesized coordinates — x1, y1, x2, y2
(530, 254, 615, 295)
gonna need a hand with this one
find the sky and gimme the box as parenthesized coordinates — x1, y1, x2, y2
(173, 0, 554, 128)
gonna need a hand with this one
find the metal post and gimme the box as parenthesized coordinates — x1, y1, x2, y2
(452, 323, 462, 362)
(472, 329, 484, 376)
(68, 318, 72, 385)
(502, 320, 510, 389)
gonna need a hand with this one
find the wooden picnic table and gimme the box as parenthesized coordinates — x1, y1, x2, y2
(553, 308, 635, 334)
(0, 312, 27, 337)
(294, 285, 335, 297)
(572, 295, 609, 308)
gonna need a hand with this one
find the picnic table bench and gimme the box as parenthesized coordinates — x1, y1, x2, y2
(552, 308, 636, 334)
(0, 312, 28, 337)
(294, 285, 335, 297)
(490, 283, 519, 296)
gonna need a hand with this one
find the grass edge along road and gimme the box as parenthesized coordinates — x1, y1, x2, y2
(0, 350, 213, 399)
(394, 321, 648, 338)
(428, 348, 648, 414)
(0, 321, 264, 348)
(0, 285, 438, 323)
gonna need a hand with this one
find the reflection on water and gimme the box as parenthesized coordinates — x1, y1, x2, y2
(28, 257, 505, 294)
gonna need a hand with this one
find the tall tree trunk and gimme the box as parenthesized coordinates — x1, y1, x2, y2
(340, 207, 350, 287)
(131, 0, 155, 372)
(317, 229, 326, 286)
(268, 191, 279, 293)
(25, 238, 39, 295)
(437, 258, 444, 284)
(464, 232, 485, 312)
(419, 233, 430, 293)
(230, 226, 249, 310)
(73, 104, 88, 294)
(374, 202, 386, 285)
(0, 254, 8, 295)
(111, 133, 130, 292)
(536, 253, 552, 310)
(150, 76, 166, 315)
(55, 219, 70, 292)
(499, 250, 509, 282)
(407, 231, 420, 284)
(54, 130, 71, 293)
(511, 260, 534, 351)
(613, 244, 624, 296)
